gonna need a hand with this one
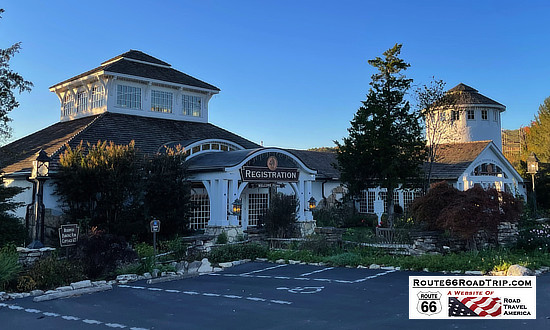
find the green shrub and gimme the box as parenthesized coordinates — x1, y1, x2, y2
(76, 231, 137, 279)
(325, 252, 363, 267)
(25, 254, 84, 290)
(314, 202, 376, 228)
(159, 237, 188, 260)
(0, 216, 26, 248)
(517, 219, 550, 252)
(208, 243, 268, 264)
(216, 232, 228, 244)
(259, 193, 299, 238)
(298, 235, 338, 256)
(0, 244, 21, 290)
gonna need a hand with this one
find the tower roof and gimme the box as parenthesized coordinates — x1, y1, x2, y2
(50, 50, 220, 92)
(447, 83, 505, 108)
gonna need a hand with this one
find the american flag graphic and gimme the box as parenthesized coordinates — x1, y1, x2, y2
(449, 297, 501, 317)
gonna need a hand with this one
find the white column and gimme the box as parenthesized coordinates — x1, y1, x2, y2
(228, 179, 239, 226)
(297, 179, 305, 221)
(304, 179, 313, 221)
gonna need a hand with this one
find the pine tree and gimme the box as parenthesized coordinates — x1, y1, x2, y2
(0, 9, 33, 143)
(527, 96, 550, 162)
(336, 44, 426, 227)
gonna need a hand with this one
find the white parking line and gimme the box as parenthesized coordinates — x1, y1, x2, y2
(0, 302, 149, 329)
(239, 264, 288, 276)
(118, 285, 292, 305)
(211, 267, 397, 284)
(300, 267, 334, 276)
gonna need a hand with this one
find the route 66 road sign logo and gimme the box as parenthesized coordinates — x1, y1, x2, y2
(417, 291, 442, 316)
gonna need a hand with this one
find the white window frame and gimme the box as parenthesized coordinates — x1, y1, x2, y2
(481, 109, 488, 120)
(451, 110, 460, 121)
(190, 193, 210, 230)
(248, 193, 269, 227)
(91, 85, 105, 109)
(76, 90, 88, 113)
(493, 110, 499, 122)
(151, 90, 173, 113)
(467, 109, 475, 120)
(116, 84, 141, 109)
(63, 93, 75, 116)
(182, 94, 202, 117)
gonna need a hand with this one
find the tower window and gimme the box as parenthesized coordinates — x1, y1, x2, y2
(493, 110, 498, 122)
(481, 109, 488, 120)
(467, 110, 475, 120)
(451, 111, 460, 121)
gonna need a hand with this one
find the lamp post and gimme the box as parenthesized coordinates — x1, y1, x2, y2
(26, 149, 51, 249)
(526, 152, 539, 216)
(307, 196, 317, 211)
(230, 199, 242, 216)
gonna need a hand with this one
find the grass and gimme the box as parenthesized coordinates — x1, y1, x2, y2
(266, 246, 550, 273)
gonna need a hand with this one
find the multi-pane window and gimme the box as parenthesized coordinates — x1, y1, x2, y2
(451, 110, 460, 121)
(467, 110, 475, 120)
(359, 190, 368, 213)
(63, 93, 75, 116)
(481, 109, 488, 120)
(91, 86, 105, 108)
(403, 191, 414, 213)
(116, 84, 141, 109)
(151, 90, 173, 113)
(248, 193, 268, 226)
(182, 95, 202, 117)
(76, 91, 88, 113)
(189, 194, 210, 230)
(379, 191, 387, 213)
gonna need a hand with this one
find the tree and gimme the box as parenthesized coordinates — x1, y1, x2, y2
(0, 175, 25, 247)
(335, 44, 425, 227)
(526, 96, 550, 162)
(259, 193, 299, 238)
(410, 182, 522, 250)
(415, 78, 460, 191)
(55, 141, 143, 237)
(0, 9, 33, 144)
(143, 146, 192, 237)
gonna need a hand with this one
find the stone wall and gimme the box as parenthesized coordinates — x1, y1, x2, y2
(410, 222, 519, 255)
(17, 247, 56, 267)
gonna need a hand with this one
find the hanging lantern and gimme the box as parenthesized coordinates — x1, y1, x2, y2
(308, 196, 317, 210)
(232, 199, 242, 215)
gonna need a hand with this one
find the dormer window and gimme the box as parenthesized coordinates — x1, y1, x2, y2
(116, 84, 141, 109)
(63, 94, 75, 116)
(76, 91, 88, 113)
(151, 90, 173, 113)
(183, 95, 202, 117)
(91, 86, 105, 108)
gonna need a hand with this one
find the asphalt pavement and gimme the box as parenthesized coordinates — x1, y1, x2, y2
(1, 262, 549, 329)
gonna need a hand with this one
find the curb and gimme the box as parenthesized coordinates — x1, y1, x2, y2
(33, 284, 113, 302)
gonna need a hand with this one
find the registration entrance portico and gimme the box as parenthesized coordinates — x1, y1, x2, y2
(186, 147, 318, 238)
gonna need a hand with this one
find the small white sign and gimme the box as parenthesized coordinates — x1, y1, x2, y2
(409, 276, 536, 319)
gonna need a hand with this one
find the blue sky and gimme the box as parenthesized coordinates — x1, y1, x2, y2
(2, 0, 549, 149)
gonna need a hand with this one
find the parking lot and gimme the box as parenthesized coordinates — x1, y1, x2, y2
(1, 262, 549, 329)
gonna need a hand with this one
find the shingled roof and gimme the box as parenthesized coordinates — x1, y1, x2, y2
(447, 83, 505, 108)
(0, 112, 259, 176)
(427, 141, 491, 180)
(50, 50, 220, 91)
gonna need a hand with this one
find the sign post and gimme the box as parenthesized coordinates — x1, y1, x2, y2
(150, 219, 160, 264)
(59, 224, 79, 259)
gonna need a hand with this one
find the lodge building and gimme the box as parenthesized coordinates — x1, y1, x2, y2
(0, 50, 526, 242)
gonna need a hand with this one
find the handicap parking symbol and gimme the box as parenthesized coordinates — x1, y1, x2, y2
(277, 286, 324, 294)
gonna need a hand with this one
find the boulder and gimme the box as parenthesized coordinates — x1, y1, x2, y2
(506, 265, 534, 276)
